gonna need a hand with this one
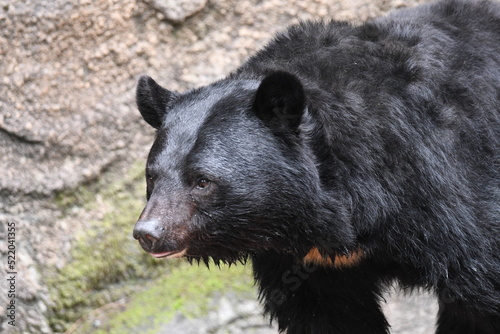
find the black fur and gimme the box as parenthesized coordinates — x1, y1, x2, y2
(133, 0, 500, 333)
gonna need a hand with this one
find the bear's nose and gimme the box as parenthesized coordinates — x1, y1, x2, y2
(133, 219, 162, 252)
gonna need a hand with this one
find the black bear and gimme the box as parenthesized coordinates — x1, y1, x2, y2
(133, 0, 500, 333)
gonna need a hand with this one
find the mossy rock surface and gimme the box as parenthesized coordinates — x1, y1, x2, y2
(47, 161, 166, 331)
(84, 263, 255, 334)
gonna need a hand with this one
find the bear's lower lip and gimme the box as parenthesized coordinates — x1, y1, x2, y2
(150, 248, 188, 259)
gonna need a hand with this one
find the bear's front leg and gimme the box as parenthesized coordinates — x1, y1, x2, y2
(252, 251, 389, 334)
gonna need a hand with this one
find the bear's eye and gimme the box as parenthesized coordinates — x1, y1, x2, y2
(196, 178, 211, 189)
(146, 171, 154, 185)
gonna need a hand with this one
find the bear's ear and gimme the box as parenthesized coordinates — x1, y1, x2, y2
(253, 71, 306, 129)
(136, 75, 177, 129)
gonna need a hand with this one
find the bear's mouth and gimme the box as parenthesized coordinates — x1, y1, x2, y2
(150, 248, 188, 259)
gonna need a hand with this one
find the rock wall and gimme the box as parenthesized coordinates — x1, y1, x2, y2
(0, 0, 432, 333)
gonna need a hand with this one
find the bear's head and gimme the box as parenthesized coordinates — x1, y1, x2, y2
(133, 71, 354, 264)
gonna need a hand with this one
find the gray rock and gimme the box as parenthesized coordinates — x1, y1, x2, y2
(159, 293, 278, 334)
(144, 0, 208, 24)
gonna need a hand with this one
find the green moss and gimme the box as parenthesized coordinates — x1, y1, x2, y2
(47, 161, 173, 332)
(91, 262, 255, 334)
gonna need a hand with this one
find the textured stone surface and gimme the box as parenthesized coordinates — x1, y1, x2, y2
(144, 0, 208, 23)
(161, 293, 278, 334)
(0, 0, 435, 333)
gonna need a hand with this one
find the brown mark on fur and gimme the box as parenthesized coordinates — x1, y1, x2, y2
(303, 247, 364, 268)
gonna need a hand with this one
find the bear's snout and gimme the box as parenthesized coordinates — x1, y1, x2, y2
(133, 218, 162, 252)
(133, 197, 192, 259)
